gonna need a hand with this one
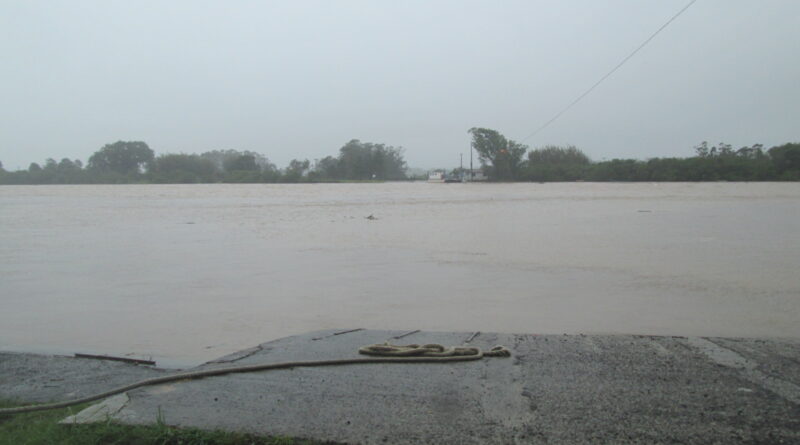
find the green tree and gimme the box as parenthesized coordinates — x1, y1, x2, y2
(769, 143, 800, 178)
(312, 156, 342, 180)
(468, 128, 527, 180)
(528, 145, 590, 165)
(44, 158, 58, 172)
(200, 149, 273, 173)
(337, 140, 406, 180)
(736, 144, 765, 160)
(339, 140, 373, 179)
(88, 141, 154, 174)
(150, 154, 216, 183)
(372, 144, 407, 180)
(260, 162, 281, 182)
(694, 141, 710, 158)
(221, 154, 265, 183)
(223, 154, 259, 172)
(283, 159, 310, 182)
(524, 145, 590, 181)
(57, 158, 79, 172)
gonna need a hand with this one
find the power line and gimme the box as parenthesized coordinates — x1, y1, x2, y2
(520, 0, 698, 143)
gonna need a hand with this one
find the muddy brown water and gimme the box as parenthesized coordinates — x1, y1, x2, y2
(1, 182, 798, 367)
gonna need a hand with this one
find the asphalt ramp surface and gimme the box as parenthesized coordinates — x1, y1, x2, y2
(4, 330, 800, 444)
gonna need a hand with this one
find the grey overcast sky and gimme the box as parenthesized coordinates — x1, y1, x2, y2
(1, 0, 798, 170)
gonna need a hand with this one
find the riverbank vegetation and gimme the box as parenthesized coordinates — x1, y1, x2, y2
(0, 139, 408, 185)
(0, 399, 323, 445)
(524, 142, 800, 182)
(467, 127, 800, 182)
(2, 131, 798, 184)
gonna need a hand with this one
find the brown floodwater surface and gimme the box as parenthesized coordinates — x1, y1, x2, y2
(1, 182, 798, 366)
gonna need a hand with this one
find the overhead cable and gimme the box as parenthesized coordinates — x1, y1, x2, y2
(520, 0, 698, 143)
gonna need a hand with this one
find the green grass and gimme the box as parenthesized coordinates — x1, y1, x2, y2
(0, 399, 328, 445)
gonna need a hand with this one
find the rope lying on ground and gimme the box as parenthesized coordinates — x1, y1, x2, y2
(359, 343, 510, 358)
(0, 343, 510, 415)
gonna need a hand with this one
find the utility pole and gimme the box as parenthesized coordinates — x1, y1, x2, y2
(460, 153, 463, 181)
(469, 143, 473, 181)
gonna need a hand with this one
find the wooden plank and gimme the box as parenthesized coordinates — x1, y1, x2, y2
(313, 328, 364, 341)
(393, 329, 420, 340)
(465, 331, 481, 343)
(333, 328, 364, 336)
(74, 353, 156, 366)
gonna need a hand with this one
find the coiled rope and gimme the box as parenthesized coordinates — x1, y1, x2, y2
(0, 343, 510, 415)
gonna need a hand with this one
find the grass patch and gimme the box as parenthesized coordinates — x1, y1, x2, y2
(0, 399, 328, 445)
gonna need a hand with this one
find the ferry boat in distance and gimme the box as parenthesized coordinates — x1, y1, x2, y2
(428, 170, 447, 182)
(428, 169, 487, 182)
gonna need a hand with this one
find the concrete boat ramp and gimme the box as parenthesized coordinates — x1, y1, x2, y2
(2, 329, 800, 444)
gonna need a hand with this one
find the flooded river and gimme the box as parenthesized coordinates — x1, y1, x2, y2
(1, 182, 799, 366)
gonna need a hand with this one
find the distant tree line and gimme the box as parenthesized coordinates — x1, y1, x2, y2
(3, 132, 799, 184)
(0, 139, 408, 185)
(467, 127, 800, 182)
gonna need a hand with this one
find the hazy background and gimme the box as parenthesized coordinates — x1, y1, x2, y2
(1, 0, 798, 171)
